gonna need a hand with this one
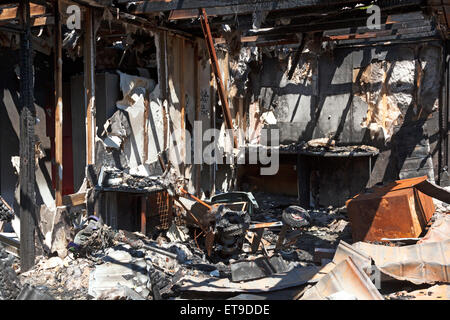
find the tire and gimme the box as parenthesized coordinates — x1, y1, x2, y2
(215, 208, 250, 256)
(216, 209, 250, 237)
(282, 206, 311, 228)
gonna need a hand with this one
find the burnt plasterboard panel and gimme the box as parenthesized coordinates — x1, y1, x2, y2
(313, 49, 353, 143)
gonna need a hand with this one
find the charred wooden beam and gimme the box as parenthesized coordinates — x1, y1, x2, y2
(194, 41, 201, 196)
(18, 0, 36, 272)
(0, 3, 46, 21)
(199, 8, 237, 148)
(165, 0, 423, 19)
(329, 29, 438, 45)
(140, 196, 147, 235)
(323, 18, 432, 39)
(166, 0, 365, 20)
(30, 14, 53, 26)
(127, 0, 279, 12)
(245, 12, 429, 37)
(213, 34, 299, 45)
(62, 192, 86, 207)
(84, 7, 96, 167)
(180, 37, 185, 176)
(54, 0, 63, 207)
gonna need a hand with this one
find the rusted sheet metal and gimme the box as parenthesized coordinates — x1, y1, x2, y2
(178, 266, 319, 293)
(301, 257, 384, 300)
(415, 179, 450, 204)
(417, 214, 450, 244)
(346, 176, 435, 242)
(353, 240, 450, 284)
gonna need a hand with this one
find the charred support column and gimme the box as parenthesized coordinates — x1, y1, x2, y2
(297, 154, 310, 208)
(140, 196, 147, 235)
(54, 0, 63, 206)
(84, 7, 96, 166)
(19, 0, 36, 271)
(194, 42, 201, 195)
(199, 8, 237, 149)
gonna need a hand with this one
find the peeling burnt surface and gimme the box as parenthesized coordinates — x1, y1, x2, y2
(299, 142, 379, 156)
(0, 196, 14, 222)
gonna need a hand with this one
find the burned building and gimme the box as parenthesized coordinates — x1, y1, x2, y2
(0, 0, 450, 301)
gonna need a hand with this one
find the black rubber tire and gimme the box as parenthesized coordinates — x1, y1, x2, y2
(216, 209, 250, 237)
(282, 206, 311, 228)
(221, 223, 247, 237)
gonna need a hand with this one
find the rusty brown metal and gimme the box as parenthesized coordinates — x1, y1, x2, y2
(346, 176, 435, 242)
(199, 8, 238, 149)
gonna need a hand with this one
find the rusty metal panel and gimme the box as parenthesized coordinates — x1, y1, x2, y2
(353, 240, 450, 284)
(346, 176, 435, 242)
(301, 257, 384, 300)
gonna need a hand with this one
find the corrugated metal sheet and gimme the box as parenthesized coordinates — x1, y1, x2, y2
(417, 214, 450, 244)
(353, 240, 450, 284)
(301, 257, 384, 300)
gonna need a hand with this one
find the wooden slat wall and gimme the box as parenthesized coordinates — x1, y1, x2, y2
(164, 33, 239, 195)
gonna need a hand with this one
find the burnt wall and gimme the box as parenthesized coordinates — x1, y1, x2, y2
(251, 41, 442, 186)
(0, 49, 54, 209)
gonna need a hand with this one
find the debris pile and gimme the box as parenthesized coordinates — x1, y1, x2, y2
(0, 196, 14, 222)
(2, 175, 450, 300)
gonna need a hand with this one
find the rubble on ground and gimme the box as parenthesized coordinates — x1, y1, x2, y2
(0, 196, 14, 222)
(1, 177, 450, 300)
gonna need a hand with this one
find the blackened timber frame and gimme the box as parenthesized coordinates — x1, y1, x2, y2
(19, 0, 37, 271)
(84, 6, 96, 167)
(54, 0, 63, 207)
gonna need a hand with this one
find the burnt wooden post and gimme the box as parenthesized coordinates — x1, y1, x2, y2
(297, 153, 310, 208)
(140, 196, 147, 235)
(19, 0, 36, 271)
(54, 0, 63, 206)
(84, 7, 96, 167)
